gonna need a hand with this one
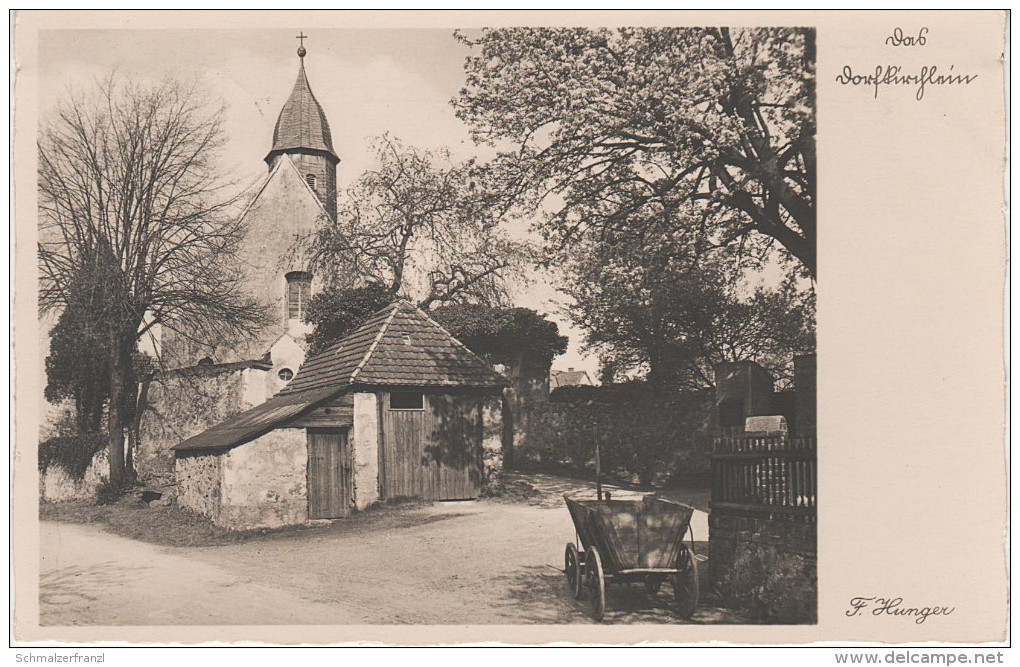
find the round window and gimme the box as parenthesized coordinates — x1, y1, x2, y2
(278, 368, 294, 382)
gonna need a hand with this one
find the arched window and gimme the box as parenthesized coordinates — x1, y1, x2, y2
(286, 271, 312, 321)
(305, 173, 317, 190)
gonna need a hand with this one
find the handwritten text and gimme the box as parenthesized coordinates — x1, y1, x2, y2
(835, 65, 978, 101)
(846, 596, 955, 624)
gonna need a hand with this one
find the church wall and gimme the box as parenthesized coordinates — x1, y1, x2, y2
(266, 334, 308, 398)
(138, 363, 267, 486)
(278, 151, 337, 220)
(160, 158, 327, 368)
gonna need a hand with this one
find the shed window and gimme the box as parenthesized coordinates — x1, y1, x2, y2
(286, 271, 312, 321)
(389, 391, 424, 411)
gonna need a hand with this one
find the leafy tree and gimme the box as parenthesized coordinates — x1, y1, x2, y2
(38, 75, 266, 486)
(430, 303, 568, 367)
(567, 231, 815, 388)
(313, 134, 531, 308)
(43, 258, 118, 432)
(304, 283, 396, 354)
(454, 27, 816, 276)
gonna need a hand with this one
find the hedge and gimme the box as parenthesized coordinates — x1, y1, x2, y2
(522, 384, 715, 486)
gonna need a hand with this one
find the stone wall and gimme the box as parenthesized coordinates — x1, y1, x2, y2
(219, 428, 307, 530)
(708, 513, 817, 623)
(138, 362, 267, 486)
(175, 453, 222, 520)
(40, 448, 109, 502)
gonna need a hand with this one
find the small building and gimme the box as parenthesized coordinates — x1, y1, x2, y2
(549, 367, 595, 389)
(173, 301, 509, 530)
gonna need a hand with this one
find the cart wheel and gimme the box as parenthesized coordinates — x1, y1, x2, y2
(671, 544, 699, 620)
(644, 576, 662, 597)
(564, 543, 584, 600)
(585, 546, 606, 622)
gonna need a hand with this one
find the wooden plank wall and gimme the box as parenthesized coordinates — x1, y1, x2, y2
(380, 391, 483, 501)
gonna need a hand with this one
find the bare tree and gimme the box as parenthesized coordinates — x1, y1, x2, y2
(313, 134, 530, 309)
(38, 74, 266, 486)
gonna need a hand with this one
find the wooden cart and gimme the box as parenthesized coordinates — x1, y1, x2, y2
(563, 493, 699, 621)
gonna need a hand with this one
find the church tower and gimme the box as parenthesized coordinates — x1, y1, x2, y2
(156, 35, 339, 398)
(264, 36, 339, 220)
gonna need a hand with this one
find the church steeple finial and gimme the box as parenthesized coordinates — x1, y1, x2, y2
(296, 31, 307, 59)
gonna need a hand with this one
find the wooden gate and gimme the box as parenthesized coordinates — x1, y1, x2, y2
(380, 392, 482, 501)
(307, 428, 351, 519)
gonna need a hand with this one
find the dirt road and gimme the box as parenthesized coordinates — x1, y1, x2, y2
(40, 475, 741, 626)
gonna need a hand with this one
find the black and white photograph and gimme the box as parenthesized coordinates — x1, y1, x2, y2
(12, 9, 1006, 650)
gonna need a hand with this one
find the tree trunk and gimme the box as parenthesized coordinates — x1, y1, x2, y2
(106, 338, 133, 486)
(125, 377, 151, 483)
(647, 346, 686, 386)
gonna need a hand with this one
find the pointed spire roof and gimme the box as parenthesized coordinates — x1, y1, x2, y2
(266, 49, 338, 163)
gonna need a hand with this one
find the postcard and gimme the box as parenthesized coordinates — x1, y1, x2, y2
(11, 9, 1008, 646)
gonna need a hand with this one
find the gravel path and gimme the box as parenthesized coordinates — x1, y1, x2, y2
(40, 474, 744, 626)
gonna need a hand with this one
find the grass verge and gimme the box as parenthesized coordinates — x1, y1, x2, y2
(40, 495, 445, 548)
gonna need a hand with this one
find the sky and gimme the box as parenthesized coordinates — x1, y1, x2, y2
(38, 28, 598, 374)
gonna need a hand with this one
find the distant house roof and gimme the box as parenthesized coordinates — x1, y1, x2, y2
(174, 300, 507, 453)
(550, 368, 594, 389)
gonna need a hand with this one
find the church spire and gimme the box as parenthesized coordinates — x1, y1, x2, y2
(265, 33, 339, 219)
(266, 34, 339, 165)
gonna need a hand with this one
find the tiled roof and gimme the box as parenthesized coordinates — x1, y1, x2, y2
(173, 387, 339, 452)
(268, 61, 338, 161)
(173, 301, 507, 454)
(282, 300, 509, 395)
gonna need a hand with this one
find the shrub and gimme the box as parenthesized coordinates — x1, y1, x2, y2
(524, 383, 715, 485)
(95, 479, 131, 505)
(38, 431, 108, 481)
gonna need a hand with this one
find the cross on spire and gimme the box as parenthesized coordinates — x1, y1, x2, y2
(296, 31, 308, 58)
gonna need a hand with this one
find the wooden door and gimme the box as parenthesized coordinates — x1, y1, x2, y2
(380, 393, 482, 501)
(434, 397, 482, 500)
(307, 428, 351, 519)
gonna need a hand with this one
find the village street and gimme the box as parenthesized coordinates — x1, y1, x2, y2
(39, 475, 743, 626)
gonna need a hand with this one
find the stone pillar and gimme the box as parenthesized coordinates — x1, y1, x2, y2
(793, 354, 817, 437)
(715, 361, 775, 432)
(481, 395, 504, 484)
(352, 392, 380, 510)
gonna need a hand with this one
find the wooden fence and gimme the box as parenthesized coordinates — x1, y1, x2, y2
(711, 434, 816, 522)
